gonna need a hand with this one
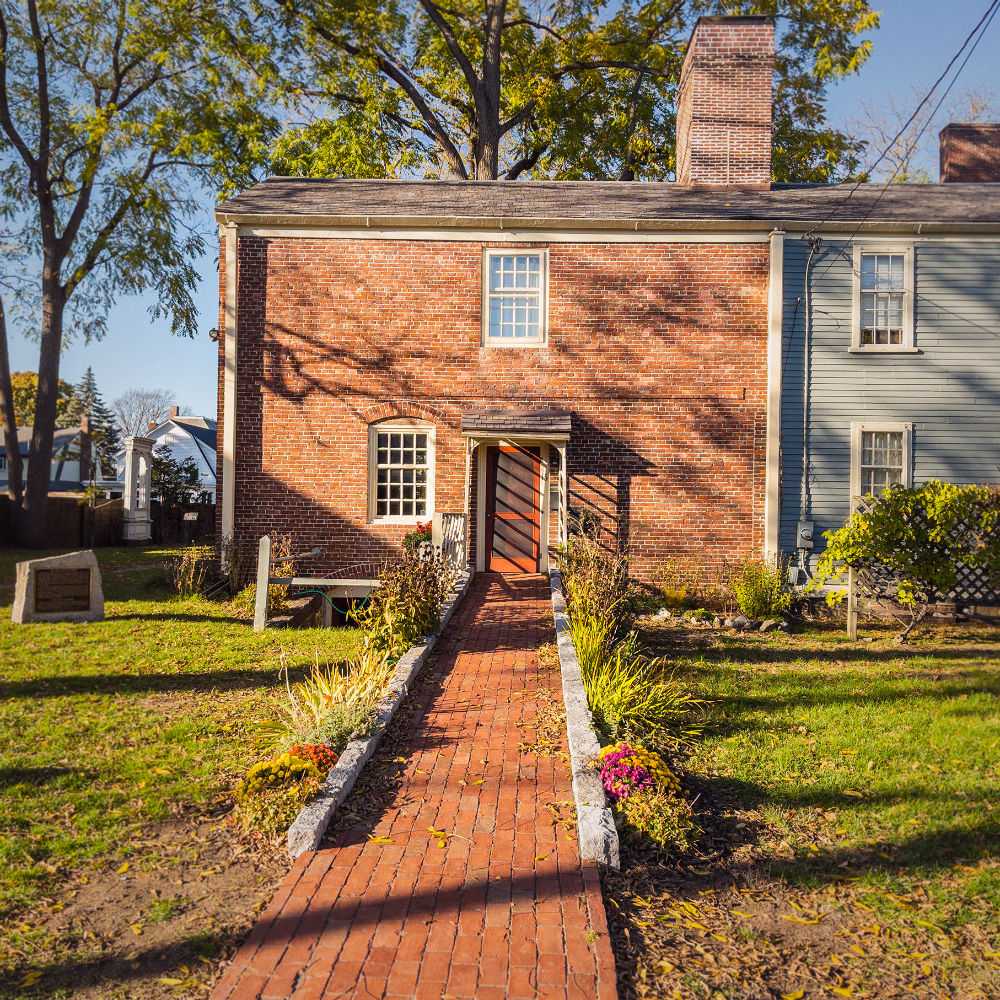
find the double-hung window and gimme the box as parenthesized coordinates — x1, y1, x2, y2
(850, 422, 912, 501)
(851, 245, 915, 351)
(369, 421, 434, 523)
(483, 250, 548, 346)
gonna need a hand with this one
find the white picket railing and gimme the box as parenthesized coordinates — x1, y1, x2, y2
(432, 512, 467, 569)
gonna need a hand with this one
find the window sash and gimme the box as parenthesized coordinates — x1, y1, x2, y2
(373, 430, 430, 519)
(486, 252, 544, 342)
(859, 430, 904, 496)
(853, 248, 913, 350)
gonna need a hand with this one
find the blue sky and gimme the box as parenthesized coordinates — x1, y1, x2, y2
(7, 0, 999, 418)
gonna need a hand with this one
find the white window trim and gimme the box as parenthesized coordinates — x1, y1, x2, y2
(849, 421, 913, 507)
(850, 243, 918, 353)
(368, 419, 436, 525)
(481, 248, 549, 348)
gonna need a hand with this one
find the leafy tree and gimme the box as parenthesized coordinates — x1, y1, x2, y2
(10, 371, 80, 428)
(813, 481, 1000, 641)
(152, 445, 202, 507)
(0, 0, 277, 545)
(76, 367, 120, 476)
(272, 0, 877, 182)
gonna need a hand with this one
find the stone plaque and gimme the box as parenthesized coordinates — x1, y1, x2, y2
(35, 568, 92, 613)
(12, 550, 104, 624)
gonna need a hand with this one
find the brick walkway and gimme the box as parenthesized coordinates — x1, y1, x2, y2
(212, 573, 618, 1000)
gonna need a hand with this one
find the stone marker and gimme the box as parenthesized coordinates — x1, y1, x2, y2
(12, 550, 104, 624)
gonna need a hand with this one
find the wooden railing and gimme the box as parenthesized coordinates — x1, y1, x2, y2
(432, 512, 467, 569)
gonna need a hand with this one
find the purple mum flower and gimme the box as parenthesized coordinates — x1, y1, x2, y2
(598, 744, 655, 801)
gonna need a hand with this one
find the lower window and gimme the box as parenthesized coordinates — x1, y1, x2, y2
(850, 422, 912, 500)
(369, 422, 434, 522)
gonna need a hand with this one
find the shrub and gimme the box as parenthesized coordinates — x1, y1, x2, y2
(262, 648, 394, 752)
(288, 743, 338, 773)
(596, 743, 680, 801)
(233, 752, 321, 837)
(594, 743, 694, 852)
(169, 545, 212, 596)
(814, 481, 1000, 640)
(731, 558, 792, 621)
(351, 550, 455, 659)
(617, 786, 695, 852)
(557, 528, 631, 638)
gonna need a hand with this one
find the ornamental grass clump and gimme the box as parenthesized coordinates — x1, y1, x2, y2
(234, 752, 322, 838)
(262, 647, 395, 753)
(595, 742, 694, 851)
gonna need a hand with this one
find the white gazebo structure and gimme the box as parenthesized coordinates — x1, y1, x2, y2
(122, 435, 154, 543)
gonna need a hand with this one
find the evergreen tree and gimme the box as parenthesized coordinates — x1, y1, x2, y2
(76, 368, 121, 478)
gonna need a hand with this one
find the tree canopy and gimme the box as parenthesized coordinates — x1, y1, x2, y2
(271, 0, 878, 182)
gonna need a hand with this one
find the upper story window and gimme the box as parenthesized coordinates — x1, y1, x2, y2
(851, 245, 915, 352)
(850, 422, 912, 501)
(483, 250, 548, 346)
(368, 420, 435, 524)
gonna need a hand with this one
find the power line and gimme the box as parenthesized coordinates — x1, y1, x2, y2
(802, 0, 1000, 245)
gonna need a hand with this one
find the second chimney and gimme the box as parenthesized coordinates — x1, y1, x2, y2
(676, 16, 774, 186)
(940, 123, 1000, 182)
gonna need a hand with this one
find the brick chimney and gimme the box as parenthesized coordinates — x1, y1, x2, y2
(675, 16, 774, 186)
(940, 123, 1000, 182)
(169, 405, 179, 418)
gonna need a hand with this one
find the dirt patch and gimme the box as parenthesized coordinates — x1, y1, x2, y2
(1, 810, 288, 999)
(603, 789, 1000, 1000)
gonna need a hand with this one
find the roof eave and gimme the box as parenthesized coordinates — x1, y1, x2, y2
(214, 211, 1000, 235)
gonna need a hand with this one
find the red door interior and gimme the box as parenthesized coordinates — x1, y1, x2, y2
(486, 446, 541, 573)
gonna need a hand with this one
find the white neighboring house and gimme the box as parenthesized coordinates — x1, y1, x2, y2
(114, 408, 217, 502)
(1, 423, 105, 492)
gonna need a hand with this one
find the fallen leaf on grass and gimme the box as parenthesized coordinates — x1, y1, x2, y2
(782, 991, 805, 1000)
(19, 972, 42, 987)
(116, 862, 130, 874)
(782, 914, 823, 926)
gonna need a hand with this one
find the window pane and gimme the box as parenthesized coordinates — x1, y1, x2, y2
(860, 430, 904, 496)
(373, 426, 432, 519)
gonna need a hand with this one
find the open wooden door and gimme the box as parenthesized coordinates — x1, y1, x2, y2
(486, 445, 541, 573)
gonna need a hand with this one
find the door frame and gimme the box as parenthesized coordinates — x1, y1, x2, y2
(474, 438, 554, 574)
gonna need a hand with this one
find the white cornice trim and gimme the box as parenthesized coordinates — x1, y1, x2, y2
(221, 223, 238, 550)
(764, 229, 784, 562)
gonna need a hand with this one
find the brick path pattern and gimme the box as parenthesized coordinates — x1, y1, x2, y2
(213, 573, 618, 1000)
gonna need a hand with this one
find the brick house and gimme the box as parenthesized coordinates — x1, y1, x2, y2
(214, 16, 1000, 582)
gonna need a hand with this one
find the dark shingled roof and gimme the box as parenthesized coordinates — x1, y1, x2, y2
(461, 409, 572, 435)
(217, 178, 1000, 226)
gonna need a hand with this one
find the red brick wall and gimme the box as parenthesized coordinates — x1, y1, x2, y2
(675, 16, 773, 186)
(218, 236, 768, 582)
(940, 123, 1000, 183)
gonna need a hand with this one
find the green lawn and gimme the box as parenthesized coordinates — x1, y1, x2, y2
(606, 619, 1000, 998)
(0, 546, 362, 996)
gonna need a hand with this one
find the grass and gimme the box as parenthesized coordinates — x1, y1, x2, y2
(604, 617, 1000, 998)
(0, 545, 362, 995)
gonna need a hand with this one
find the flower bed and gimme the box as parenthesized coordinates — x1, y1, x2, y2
(232, 549, 462, 849)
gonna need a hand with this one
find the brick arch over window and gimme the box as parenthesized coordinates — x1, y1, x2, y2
(353, 401, 448, 427)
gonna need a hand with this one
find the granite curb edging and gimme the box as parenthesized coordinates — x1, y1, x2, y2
(549, 569, 621, 870)
(286, 569, 472, 858)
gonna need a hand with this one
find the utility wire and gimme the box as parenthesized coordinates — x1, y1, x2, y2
(802, 0, 1000, 245)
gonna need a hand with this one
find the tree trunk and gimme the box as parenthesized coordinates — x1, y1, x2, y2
(0, 295, 24, 509)
(21, 265, 65, 547)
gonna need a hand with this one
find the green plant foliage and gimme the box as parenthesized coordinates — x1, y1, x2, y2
(557, 528, 631, 638)
(814, 482, 1000, 639)
(350, 551, 455, 660)
(616, 785, 696, 852)
(233, 752, 322, 837)
(731, 559, 793, 621)
(279, 0, 879, 182)
(169, 545, 212, 597)
(402, 521, 432, 554)
(571, 621, 702, 754)
(262, 648, 394, 752)
(151, 447, 203, 507)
